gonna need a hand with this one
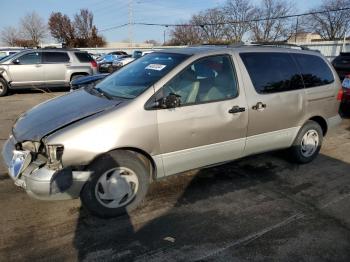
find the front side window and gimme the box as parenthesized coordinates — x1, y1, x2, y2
(293, 53, 334, 88)
(160, 55, 238, 106)
(240, 52, 304, 94)
(43, 52, 70, 63)
(96, 52, 189, 99)
(16, 52, 41, 64)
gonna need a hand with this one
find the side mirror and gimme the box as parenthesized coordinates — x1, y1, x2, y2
(12, 59, 20, 65)
(145, 93, 181, 110)
(164, 93, 181, 108)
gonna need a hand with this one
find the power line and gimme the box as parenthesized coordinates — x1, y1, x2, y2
(100, 23, 129, 32)
(100, 6, 350, 32)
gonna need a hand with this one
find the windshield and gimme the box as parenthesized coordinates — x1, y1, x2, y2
(0, 52, 19, 63)
(95, 52, 189, 99)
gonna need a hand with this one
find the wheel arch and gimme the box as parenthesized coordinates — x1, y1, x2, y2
(70, 72, 89, 81)
(308, 116, 328, 136)
(90, 147, 157, 182)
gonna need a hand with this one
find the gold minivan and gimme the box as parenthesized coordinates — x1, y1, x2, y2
(2, 46, 342, 217)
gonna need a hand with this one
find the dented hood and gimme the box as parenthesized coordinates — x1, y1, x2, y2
(13, 88, 123, 142)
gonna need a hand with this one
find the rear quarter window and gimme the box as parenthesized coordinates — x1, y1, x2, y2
(43, 52, 70, 63)
(293, 53, 334, 88)
(240, 52, 304, 94)
(74, 52, 94, 63)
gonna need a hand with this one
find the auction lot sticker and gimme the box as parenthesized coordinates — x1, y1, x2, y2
(145, 64, 166, 71)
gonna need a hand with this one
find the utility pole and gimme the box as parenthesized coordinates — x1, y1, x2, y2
(294, 16, 299, 43)
(342, 26, 348, 52)
(128, 0, 133, 47)
(163, 25, 168, 45)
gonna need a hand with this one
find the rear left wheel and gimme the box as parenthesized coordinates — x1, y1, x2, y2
(289, 120, 323, 164)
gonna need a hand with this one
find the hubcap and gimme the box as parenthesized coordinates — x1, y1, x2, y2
(300, 129, 319, 157)
(95, 167, 139, 208)
(0, 82, 3, 92)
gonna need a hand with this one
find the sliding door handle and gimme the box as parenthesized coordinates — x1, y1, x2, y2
(252, 102, 266, 111)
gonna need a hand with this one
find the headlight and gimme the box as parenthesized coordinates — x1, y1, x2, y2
(21, 141, 40, 152)
(46, 144, 64, 164)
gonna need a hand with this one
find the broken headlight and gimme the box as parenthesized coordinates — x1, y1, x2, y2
(21, 141, 40, 152)
(46, 144, 64, 166)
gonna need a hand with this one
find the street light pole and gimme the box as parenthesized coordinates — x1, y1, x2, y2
(163, 25, 168, 45)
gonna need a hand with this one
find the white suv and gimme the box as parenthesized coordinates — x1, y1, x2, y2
(0, 49, 98, 96)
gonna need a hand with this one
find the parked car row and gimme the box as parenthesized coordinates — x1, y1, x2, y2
(0, 48, 98, 96)
(0, 47, 157, 96)
(70, 50, 156, 90)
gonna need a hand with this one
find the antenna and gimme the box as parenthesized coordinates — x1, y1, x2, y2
(128, 0, 133, 47)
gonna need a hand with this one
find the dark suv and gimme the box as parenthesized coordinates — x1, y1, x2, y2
(332, 52, 350, 80)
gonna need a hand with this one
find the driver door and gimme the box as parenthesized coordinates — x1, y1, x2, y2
(9, 52, 44, 87)
(154, 54, 248, 176)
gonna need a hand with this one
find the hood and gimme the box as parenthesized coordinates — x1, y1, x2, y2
(13, 88, 124, 142)
(71, 73, 109, 86)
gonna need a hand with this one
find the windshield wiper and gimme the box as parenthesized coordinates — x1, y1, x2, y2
(94, 87, 113, 100)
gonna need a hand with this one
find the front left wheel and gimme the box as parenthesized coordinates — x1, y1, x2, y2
(80, 151, 150, 218)
(0, 78, 9, 97)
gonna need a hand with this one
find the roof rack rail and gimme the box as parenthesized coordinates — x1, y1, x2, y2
(188, 42, 245, 48)
(248, 41, 310, 50)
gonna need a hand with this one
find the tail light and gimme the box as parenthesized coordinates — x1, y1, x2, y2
(337, 88, 344, 101)
(90, 60, 97, 68)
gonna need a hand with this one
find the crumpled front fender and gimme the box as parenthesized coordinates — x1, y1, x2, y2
(0, 67, 10, 83)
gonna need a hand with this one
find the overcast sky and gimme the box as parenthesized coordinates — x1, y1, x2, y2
(1, 0, 322, 44)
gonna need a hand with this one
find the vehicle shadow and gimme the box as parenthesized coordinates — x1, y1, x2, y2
(8, 86, 69, 95)
(72, 149, 350, 261)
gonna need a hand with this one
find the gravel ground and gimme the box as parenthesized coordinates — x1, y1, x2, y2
(1, 90, 350, 262)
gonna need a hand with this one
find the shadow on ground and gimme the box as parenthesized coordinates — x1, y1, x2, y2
(8, 86, 69, 95)
(72, 150, 350, 262)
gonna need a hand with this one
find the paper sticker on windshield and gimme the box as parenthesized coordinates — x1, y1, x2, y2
(145, 64, 166, 71)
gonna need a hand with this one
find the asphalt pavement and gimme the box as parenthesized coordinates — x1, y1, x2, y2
(1, 89, 350, 261)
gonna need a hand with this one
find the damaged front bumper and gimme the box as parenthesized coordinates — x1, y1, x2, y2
(2, 136, 91, 200)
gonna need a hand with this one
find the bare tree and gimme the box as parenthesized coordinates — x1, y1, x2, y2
(74, 9, 94, 40)
(0, 26, 19, 46)
(48, 9, 105, 47)
(144, 39, 159, 45)
(223, 0, 255, 42)
(192, 8, 228, 43)
(20, 12, 47, 46)
(168, 22, 202, 45)
(250, 0, 294, 42)
(308, 0, 350, 40)
(48, 12, 75, 46)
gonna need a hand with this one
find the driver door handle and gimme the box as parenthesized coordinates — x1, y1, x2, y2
(228, 105, 245, 114)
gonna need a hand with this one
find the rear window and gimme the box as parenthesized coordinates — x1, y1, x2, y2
(74, 52, 94, 63)
(293, 54, 334, 88)
(43, 52, 70, 63)
(240, 52, 304, 94)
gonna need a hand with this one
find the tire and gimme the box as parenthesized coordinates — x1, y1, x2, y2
(80, 151, 150, 218)
(70, 74, 86, 82)
(289, 120, 323, 164)
(107, 65, 114, 74)
(0, 78, 9, 97)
